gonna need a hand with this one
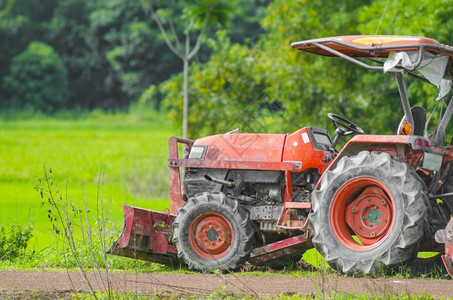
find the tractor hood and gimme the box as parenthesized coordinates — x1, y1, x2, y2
(192, 133, 286, 162)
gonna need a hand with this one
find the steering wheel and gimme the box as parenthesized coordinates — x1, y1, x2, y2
(327, 113, 364, 136)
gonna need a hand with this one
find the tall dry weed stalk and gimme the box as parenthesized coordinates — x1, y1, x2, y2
(35, 167, 120, 299)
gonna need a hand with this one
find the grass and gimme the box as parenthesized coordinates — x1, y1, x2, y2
(0, 110, 176, 251)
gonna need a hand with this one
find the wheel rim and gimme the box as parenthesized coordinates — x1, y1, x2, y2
(330, 177, 395, 251)
(188, 212, 233, 259)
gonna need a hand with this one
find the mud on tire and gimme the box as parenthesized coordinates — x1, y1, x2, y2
(172, 192, 254, 272)
(310, 151, 429, 275)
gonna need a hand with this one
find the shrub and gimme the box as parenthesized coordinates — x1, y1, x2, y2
(3, 42, 69, 113)
(0, 224, 33, 260)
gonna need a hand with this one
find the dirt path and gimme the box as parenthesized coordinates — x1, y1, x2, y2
(1, 270, 453, 298)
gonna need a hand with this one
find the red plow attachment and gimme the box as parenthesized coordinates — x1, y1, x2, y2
(107, 205, 180, 265)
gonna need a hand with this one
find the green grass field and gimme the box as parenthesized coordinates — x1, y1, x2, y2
(0, 111, 176, 250)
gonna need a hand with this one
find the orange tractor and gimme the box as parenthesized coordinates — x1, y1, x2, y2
(109, 35, 453, 275)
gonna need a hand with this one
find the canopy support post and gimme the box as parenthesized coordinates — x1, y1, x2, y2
(394, 73, 414, 135)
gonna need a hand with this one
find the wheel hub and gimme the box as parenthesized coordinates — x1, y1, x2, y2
(345, 186, 392, 245)
(189, 213, 233, 258)
(366, 208, 382, 225)
(206, 228, 219, 242)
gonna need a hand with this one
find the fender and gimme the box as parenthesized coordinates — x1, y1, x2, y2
(314, 134, 431, 190)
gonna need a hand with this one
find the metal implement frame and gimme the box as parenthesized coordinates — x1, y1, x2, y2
(107, 205, 180, 265)
(249, 235, 313, 265)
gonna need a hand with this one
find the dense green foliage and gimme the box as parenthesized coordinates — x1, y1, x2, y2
(0, 0, 266, 111)
(0, 223, 32, 260)
(159, 0, 453, 137)
(4, 42, 69, 112)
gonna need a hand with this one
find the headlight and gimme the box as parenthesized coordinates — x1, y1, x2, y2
(188, 146, 206, 159)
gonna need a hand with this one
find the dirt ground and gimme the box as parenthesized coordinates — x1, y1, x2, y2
(1, 270, 453, 299)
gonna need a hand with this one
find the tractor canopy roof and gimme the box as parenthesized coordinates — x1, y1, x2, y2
(292, 35, 453, 100)
(291, 35, 453, 58)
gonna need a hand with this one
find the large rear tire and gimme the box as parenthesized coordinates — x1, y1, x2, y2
(172, 192, 254, 272)
(310, 151, 429, 275)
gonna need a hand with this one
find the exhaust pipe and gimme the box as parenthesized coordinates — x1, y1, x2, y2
(204, 175, 235, 188)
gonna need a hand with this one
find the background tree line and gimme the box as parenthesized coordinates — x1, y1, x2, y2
(0, 0, 267, 112)
(1, 0, 453, 137)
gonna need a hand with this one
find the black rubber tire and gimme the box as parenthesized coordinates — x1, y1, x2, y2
(310, 151, 429, 275)
(401, 253, 448, 277)
(172, 192, 254, 272)
(259, 253, 303, 270)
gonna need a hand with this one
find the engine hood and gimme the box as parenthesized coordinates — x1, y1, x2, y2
(193, 133, 286, 162)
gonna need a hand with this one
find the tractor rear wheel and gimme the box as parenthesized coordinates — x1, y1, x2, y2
(310, 151, 429, 275)
(172, 192, 254, 272)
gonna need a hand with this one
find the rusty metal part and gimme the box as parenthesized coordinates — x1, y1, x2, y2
(188, 212, 234, 259)
(345, 186, 393, 245)
(330, 177, 395, 251)
(436, 218, 453, 276)
(248, 235, 313, 265)
(107, 205, 180, 265)
(168, 137, 194, 214)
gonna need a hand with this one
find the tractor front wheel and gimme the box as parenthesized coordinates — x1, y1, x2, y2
(172, 192, 254, 272)
(310, 151, 429, 275)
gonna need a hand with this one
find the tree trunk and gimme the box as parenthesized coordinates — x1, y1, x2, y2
(183, 58, 189, 139)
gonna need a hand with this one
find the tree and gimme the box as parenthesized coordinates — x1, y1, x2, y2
(159, 0, 453, 138)
(3, 42, 69, 112)
(160, 31, 282, 137)
(0, 0, 57, 103)
(141, 0, 231, 138)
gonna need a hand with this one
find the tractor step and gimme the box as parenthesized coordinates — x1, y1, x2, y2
(107, 205, 181, 266)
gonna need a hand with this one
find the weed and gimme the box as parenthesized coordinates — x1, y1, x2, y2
(71, 291, 158, 299)
(0, 223, 33, 260)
